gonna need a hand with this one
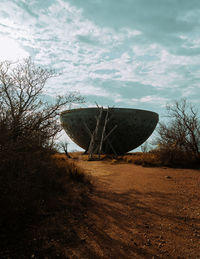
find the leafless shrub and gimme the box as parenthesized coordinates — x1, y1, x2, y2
(0, 58, 91, 257)
(122, 100, 199, 168)
(59, 141, 71, 158)
(0, 58, 84, 150)
(155, 99, 200, 167)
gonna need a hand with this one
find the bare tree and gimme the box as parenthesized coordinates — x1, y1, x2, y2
(0, 58, 84, 151)
(156, 99, 200, 162)
(59, 141, 71, 158)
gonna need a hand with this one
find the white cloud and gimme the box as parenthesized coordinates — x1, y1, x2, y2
(139, 96, 168, 105)
(0, 0, 199, 115)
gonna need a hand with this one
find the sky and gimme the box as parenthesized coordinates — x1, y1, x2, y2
(0, 0, 200, 151)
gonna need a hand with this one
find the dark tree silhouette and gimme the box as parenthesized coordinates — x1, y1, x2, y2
(0, 58, 84, 151)
(156, 99, 200, 165)
(59, 141, 71, 158)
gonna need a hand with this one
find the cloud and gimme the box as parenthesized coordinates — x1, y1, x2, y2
(0, 0, 199, 117)
(67, 0, 200, 55)
(140, 96, 168, 105)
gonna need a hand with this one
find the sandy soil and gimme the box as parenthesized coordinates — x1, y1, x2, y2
(66, 160, 200, 259)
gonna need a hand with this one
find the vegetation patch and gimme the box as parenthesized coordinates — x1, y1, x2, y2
(0, 58, 92, 258)
(0, 151, 92, 258)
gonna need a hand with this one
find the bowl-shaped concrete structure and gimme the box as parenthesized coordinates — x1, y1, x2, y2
(60, 108, 159, 154)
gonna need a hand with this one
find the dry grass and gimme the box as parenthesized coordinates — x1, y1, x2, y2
(59, 150, 200, 169)
(123, 152, 160, 167)
(0, 152, 92, 258)
(122, 151, 200, 169)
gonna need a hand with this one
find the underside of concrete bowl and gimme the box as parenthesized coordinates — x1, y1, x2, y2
(60, 107, 159, 154)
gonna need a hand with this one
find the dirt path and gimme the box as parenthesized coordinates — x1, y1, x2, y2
(67, 160, 200, 259)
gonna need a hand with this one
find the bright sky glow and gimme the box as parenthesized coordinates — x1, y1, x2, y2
(0, 0, 200, 150)
(0, 35, 28, 60)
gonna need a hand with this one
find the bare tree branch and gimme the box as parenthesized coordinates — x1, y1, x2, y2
(156, 99, 200, 160)
(0, 58, 84, 150)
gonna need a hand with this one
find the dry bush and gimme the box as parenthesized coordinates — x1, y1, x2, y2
(123, 152, 160, 167)
(132, 152, 159, 167)
(124, 100, 200, 169)
(154, 148, 200, 168)
(123, 150, 199, 168)
(0, 147, 92, 258)
(0, 59, 91, 258)
(0, 120, 91, 257)
(155, 99, 200, 168)
(0, 58, 83, 147)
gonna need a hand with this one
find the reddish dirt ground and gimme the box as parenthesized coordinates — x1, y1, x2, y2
(65, 160, 200, 259)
